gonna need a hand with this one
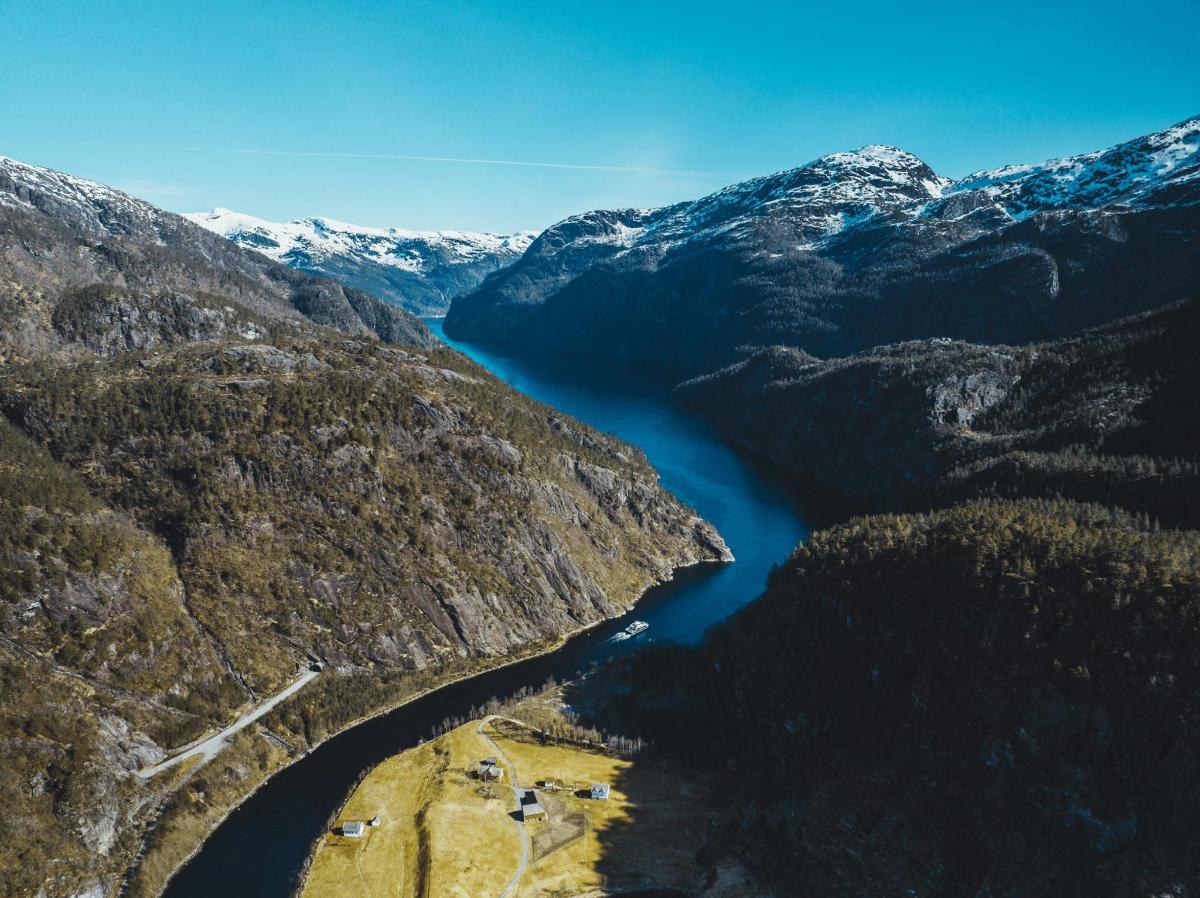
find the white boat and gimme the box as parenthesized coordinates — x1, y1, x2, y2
(624, 620, 649, 636)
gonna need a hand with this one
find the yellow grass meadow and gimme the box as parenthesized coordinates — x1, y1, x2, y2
(298, 715, 750, 898)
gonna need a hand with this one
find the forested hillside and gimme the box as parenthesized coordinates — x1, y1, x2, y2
(0, 335, 728, 898)
(678, 297, 1200, 526)
(622, 500, 1200, 896)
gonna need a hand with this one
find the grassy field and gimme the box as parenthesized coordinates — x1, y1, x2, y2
(298, 709, 753, 898)
(487, 719, 709, 896)
(300, 724, 518, 898)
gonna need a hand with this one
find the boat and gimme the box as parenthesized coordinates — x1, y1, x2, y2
(624, 620, 649, 636)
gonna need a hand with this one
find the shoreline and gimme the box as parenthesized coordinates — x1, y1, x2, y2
(146, 553, 729, 898)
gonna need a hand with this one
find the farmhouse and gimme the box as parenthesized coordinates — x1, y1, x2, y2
(520, 788, 547, 822)
(477, 758, 504, 781)
(341, 821, 366, 838)
(590, 783, 610, 800)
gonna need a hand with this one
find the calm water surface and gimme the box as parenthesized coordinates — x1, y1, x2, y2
(163, 322, 825, 897)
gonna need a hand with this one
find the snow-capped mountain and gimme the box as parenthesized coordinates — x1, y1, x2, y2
(446, 116, 1200, 373)
(0, 155, 434, 359)
(186, 208, 534, 316)
(525, 144, 953, 264)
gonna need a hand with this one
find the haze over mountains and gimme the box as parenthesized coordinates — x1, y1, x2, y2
(186, 208, 534, 316)
(445, 116, 1200, 373)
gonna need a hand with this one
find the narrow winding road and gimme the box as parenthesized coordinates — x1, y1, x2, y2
(137, 669, 320, 781)
(477, 717, 529, 898)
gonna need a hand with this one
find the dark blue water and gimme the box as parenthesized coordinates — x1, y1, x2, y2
(162, 323, 825, 898)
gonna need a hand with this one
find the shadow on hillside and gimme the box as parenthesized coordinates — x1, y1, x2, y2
(549, 675, 716, 897)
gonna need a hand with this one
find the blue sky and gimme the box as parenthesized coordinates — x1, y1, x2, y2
(2, 0, 1196, 233)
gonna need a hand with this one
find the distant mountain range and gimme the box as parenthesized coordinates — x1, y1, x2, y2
(446, 116, 1200, 374)
(186, 208, 534, 316)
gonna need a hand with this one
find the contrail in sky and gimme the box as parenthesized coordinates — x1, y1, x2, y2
(193, 146, 727, 178)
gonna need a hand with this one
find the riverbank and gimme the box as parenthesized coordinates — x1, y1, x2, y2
(157, 324, 819, 898)
(137, 557, 726, 898)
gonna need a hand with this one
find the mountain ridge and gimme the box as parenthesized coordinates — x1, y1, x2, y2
(0, 154, 436, 360)
(445, 116, 1200, 372)
(676, 294, 1200, 526)
(185, 207, 535, 316)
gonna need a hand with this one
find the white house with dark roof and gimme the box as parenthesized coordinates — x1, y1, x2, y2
(589, 783, 610, 800)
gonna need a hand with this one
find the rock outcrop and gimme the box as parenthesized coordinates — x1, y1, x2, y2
(0, 155, 726, 898)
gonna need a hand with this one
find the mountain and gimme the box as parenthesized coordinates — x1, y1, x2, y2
(0, 156, 435, 362)
(445, 116, 1200, 374)
(678, 296, 1200, 525)
(622, 499, 1200, 897)
(185, 208, 534, 316)
(0, 157, 728, 898)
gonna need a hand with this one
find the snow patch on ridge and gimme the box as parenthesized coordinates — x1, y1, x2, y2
(185, 208, 535, 274)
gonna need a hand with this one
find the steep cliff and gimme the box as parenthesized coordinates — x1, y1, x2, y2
(0, 154, 728, 898)
(0, 335, 727, 898)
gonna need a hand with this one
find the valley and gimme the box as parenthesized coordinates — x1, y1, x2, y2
(2, 95, 1197, 898)
(297, 706, 748, 898)
(154, 316, 820, 898)
(0, 160, 737, 898)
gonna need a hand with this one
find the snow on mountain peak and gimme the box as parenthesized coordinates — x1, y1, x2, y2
(949, 115, 1200, 217)
(184, 207, 535, 315)
(185, 208, 535, 273)
(0, 154, 162, 234)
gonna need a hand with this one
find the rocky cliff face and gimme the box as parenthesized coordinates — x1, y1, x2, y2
(677, 297, 1200, 525)
(185, 209, 534, 316)
(677, 340, 1025, 505)
(446, 117, 1200, 374)
(0, 336, 727, 898)
(0, 156, 435, 362)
